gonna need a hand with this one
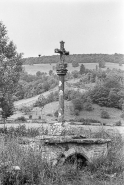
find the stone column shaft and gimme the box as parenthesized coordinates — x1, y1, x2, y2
(58, 75, 65, 123)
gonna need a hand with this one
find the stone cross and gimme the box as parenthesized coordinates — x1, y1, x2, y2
(55, 41, 69, 124)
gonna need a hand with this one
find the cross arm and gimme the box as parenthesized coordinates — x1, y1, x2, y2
(63, 51, 69, 55)
(54, 48, 63, 54)
(55, 48, 69, 55)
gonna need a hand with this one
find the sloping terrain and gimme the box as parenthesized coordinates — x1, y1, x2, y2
(42, 102, 123, 125)
(14, 78, 84, 108)
(16, 100, 122, 126)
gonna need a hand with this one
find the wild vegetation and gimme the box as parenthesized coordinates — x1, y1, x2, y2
(0, 127, 124, 185)
(15, 69, 58, 100)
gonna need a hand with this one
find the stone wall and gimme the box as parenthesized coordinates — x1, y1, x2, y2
(39, 138, 110, 165)
(19, 122, 110, 166)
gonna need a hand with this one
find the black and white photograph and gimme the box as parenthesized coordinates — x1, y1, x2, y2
(0, 0, 124, 184)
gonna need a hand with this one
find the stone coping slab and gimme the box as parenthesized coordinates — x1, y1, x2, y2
(35, 135, 86, 140)
(37, 135, 111, 144)
(45, 138, 111, 144)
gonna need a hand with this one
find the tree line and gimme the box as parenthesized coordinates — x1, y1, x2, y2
(21, 53, 124, 65)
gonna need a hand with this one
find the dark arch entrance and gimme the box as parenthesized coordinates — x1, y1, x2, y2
(64, 153, 88, 169)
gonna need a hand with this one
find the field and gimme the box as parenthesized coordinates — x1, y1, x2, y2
(23, 62, 124, 75)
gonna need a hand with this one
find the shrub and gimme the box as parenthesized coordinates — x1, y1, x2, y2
(38, 116, 41, 120)
(72, 60, 79, 67)
(15, 116, 27, 122)
(64, 89, 82, 101)
(72, 98, 82, 111)
(29, 115, 32, 119)
(34, 92, 59, 107)
(19, 106, 32, 115)
(80, 64, 85, 74)
(115, 120, 122, 126)
(101, 110, 110, 119)
(74, 109, 80, 116)
(83, 102, 93, 111)
(46, 113, 53, 117)
(54, 110, 58, 117)
(90, 86, 110, 107)
(120, 113, 124, 119)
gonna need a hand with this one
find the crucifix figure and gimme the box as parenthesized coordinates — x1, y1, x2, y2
(55, 41, 69, 124)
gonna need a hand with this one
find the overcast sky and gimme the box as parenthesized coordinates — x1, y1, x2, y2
(0, 0, 124, 57)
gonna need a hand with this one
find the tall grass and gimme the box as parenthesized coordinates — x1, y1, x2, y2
(0, 128, 124, 184)
(0, 124, 39, 138)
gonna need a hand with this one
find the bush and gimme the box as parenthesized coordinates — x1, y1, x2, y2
(15, 116, 27, 122)
(72, 60, 79, 67)
(101, 110, 110, 119)
(115, 120, 122, 126)
(64, 89, 82, 101)
(89, 75, 122, 109)
(19, 106, 32, 115)
(46, 113, 53, 117)
(72, 98, 82, 111)
(90, 86, 110, 107)
(38, 116, 41, 120)
(83, 102, 93, 111)
(34, 92, 59, 107)
(29, 115, 32, 119)
(120, 113, 124, 119)
(74, 109, 80, 116)
(54, 110, 58, 117)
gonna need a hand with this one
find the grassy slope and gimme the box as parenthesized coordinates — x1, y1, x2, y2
(39, 101, 123, 126)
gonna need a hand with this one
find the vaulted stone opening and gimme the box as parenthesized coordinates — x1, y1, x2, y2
(64, 153, 88, 169)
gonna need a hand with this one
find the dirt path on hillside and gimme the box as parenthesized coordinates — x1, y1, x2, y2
(14, 78, 85, 108)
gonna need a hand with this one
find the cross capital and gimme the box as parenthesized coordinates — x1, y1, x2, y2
(54, 41, 69, 56)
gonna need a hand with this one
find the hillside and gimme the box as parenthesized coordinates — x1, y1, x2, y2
(42, 102, 123, 125)
(14, 78, 83, 108)
(21, 53, 124, 65)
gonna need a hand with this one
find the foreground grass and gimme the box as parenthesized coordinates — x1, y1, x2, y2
(0, 127, 124, 184)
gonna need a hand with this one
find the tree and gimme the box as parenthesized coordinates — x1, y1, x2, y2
(36, 71, 42, 77)
(108, 88, 120, 108)
(104, 78, 121, 89)
(79, 64, 85, 74)
(72, 60, 79, 67)
(72, 70, 79, 78)
(0, 21, 22, 123)
(49, 70, 53, 76)
(99, 59, 105, 68)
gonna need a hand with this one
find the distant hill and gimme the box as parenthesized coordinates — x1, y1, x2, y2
(21, 53, 124, 65)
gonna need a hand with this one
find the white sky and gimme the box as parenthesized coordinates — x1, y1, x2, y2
(0, 0, 124, 57)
